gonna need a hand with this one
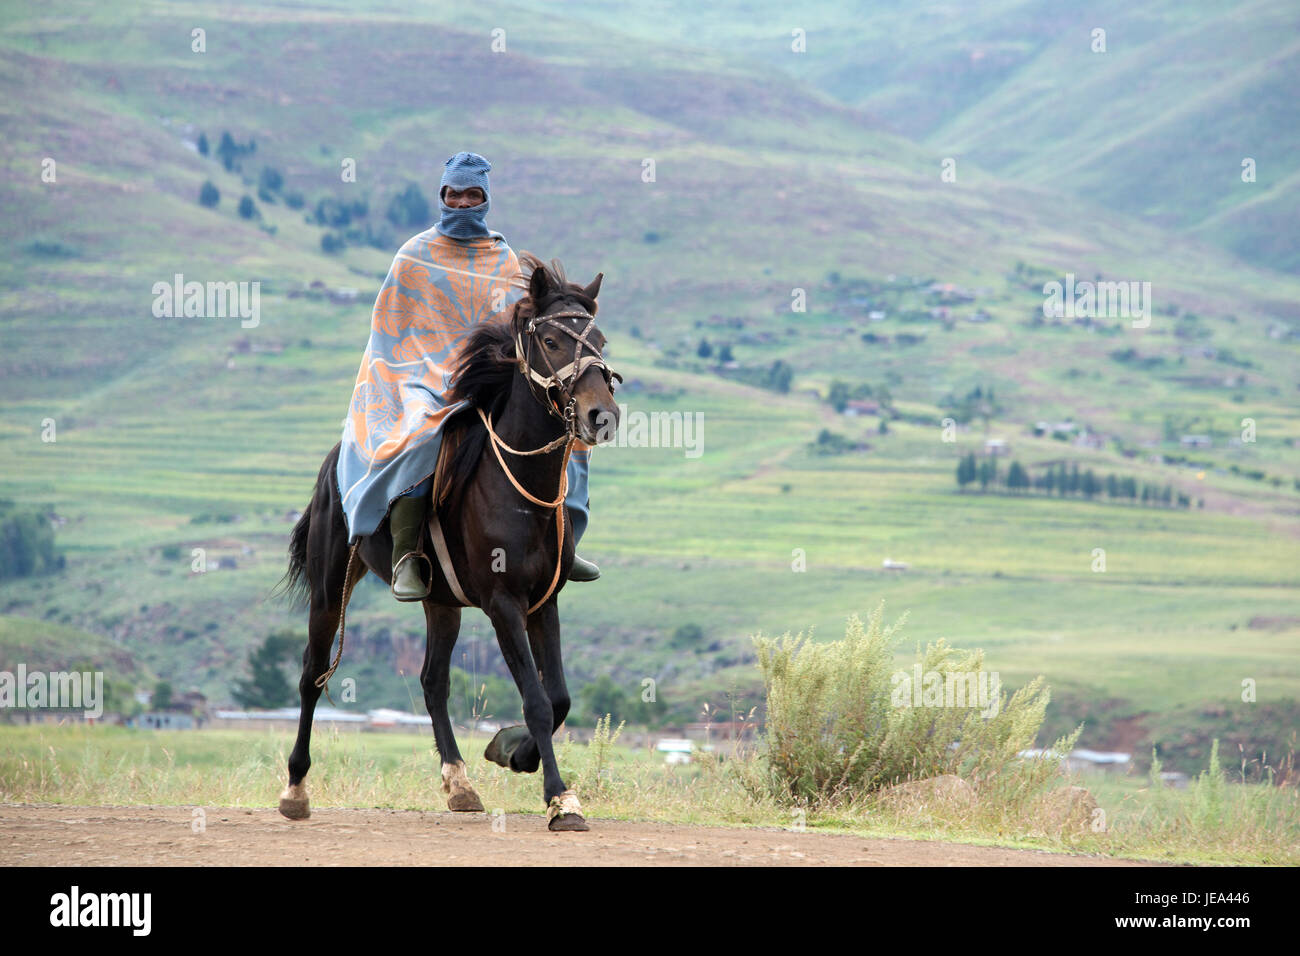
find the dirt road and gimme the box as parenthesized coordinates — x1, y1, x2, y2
(0, 805, 1146, 866)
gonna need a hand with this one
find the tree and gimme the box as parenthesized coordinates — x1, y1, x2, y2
(320, 232, 345, 254)
(385, 182, 430, 229)
(258, 166, 284, 194)
(237, 195, 258, 219)
(956, 453, 977, 490)
(197, 132, 209, 156)
(577, 674, 631, 725)
(978, 459, 993, 490)
(718, 344, 734, 362)
(0, 502, 62, 580)
(697, 338, 713, 359)
(152, 681, 173, 711)
(232, 631, 299, 709)
(1081, 469, 1099, 498)
(217, 131, 238, 171)
(198, 181, 220, 208)
(313, 196, 354, 228)
(827, 380, 850, 413)
(767, 360, 793, 393)
(1007, 461, 1028, 492)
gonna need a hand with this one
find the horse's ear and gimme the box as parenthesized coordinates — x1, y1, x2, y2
(583, 273, 603, 301)
(529, 264, 551, 302)
(512, 297, 534, 331)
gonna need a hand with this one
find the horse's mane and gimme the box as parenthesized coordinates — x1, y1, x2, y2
(439, 252, 596, 514)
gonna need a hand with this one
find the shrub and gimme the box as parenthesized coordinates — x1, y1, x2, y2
(237, 195, 258, 219)
(669, 623, 704, 650)
(198, 181, 220, 208)
(25, 240, 79, 258)
(809, 429, 853, 455)
(748, 604, 1076, 807)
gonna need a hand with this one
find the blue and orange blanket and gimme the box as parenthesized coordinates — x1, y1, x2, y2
(337, 229, 590, 543)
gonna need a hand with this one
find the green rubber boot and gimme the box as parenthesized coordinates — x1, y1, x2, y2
(390, 494, 430, 602)
(568, 553, 601, 582)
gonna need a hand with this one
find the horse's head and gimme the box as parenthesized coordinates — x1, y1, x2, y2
(513, 254, 621, 445)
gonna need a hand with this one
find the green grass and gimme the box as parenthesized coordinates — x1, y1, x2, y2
(1, 725, 1293, 864)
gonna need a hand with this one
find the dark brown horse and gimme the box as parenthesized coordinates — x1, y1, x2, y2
(276, 254, 620, 830)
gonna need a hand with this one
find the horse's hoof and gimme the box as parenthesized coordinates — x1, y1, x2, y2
(546, 789, 589, 832)
(441, 760, 485, 812)
(447, 790, 485, 812)
(548, 812, 589, 832)
(484, 725, 531, 769)
(278, 783, 310, 820)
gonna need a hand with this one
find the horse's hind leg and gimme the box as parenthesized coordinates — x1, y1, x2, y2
(420, 603, 484, 812)
(281, 529, 363, 820)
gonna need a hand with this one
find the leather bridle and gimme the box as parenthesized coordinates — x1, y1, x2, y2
(514, 306, 621, 439)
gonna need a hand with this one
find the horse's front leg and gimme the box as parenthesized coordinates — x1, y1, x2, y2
(484, 593, 586, 830)
(501, 600, 570, 775)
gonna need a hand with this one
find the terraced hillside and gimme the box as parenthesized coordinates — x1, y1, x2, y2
(1, 0, 1297, 771)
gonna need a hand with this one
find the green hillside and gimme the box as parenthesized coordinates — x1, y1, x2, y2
(1, 0, 1297, 772)
(512, 0, 1300, 273)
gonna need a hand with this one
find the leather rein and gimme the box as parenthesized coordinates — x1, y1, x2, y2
(478, 306, 620, 614)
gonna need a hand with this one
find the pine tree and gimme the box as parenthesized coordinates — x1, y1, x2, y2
(1081, 469, 1099, 498)
(232, 631, 299, 709)
(217, 131, 238, 171)
(1007, 460, 1028, 492)
(956, 452, 977, 490)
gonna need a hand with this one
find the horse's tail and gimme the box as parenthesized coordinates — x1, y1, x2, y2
(273, 444, 340, 608)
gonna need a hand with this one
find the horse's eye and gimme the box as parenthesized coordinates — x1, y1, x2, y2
(544, 338, 559, 349)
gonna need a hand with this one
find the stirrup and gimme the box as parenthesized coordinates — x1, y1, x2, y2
(392, 550, 432, 601)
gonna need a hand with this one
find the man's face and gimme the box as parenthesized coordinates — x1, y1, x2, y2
(443, 187, 485, 209)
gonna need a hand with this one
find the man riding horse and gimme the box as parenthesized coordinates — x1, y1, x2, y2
(336, 151, 601, 599)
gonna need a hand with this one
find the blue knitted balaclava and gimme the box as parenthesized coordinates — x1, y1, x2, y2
(435, 151, 492, 239)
